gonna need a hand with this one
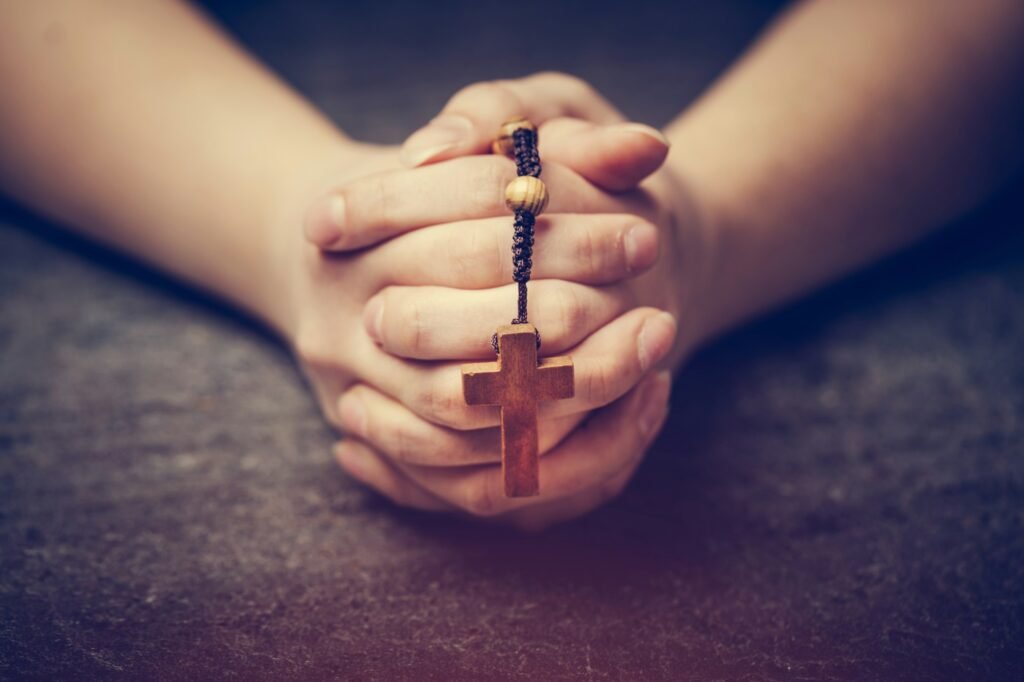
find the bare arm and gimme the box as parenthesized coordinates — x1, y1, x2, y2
(4, 0, 1023, 527)
(665, 0, 1024, 348)
(0, 0, 354, 331)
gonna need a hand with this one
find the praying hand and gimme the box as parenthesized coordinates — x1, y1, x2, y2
(2, 0, 1022, 529)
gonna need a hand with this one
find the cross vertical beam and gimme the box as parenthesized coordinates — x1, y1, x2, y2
(462, 324, 574, 497)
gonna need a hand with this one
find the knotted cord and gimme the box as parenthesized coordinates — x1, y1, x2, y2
(492, 126, 542, 355)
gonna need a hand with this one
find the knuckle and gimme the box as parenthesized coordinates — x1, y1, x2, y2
(573, 225, 602, 275)
(553, 285, 589, 339)
(493, 224, 512, 282)
(447, 237, 474, 285)
(481, 156, 516, 209)
(487, 80, 522, 104)
(411, 380, 466, 429)
(580, 360, 616, 406)
(453, 80, 525, 121)
(293, 327, 339, 371)
(387, 424, 427, 465)
(293, 332, 353, 428)
(463, 480, 501, 517)
(456, 80, 508, 103)
(478, 224, 507, 279)
(386, 290, 430, 355)
(352, 173, 394, 229)
(533, 71, 593, 100)
(449, 225, 498, 286)
(531, 70, 573, 87)
(564, 74, 594, 100)
(322, 386, 352, 431)
(632, 219, 662, 268)
(321, 405, 344, 431)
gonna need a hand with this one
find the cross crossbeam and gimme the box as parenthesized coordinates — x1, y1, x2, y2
(462, 324, 574, 497)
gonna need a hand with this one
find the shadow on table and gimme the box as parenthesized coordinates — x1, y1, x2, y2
(351, 175, 1024, 584)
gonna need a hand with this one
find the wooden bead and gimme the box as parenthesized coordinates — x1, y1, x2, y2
(504, 176, 549, 216)
(491, 118, 537, 157)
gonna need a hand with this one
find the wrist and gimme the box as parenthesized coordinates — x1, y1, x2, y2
(662, 121, 795, 354)
(658, 141, 726, 362)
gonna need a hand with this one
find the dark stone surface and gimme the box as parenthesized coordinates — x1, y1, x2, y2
(2, 1, 1023, 679)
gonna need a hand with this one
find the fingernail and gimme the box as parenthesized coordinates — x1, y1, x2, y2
(637, 312, 677, 372)
(623, 222, 658, 273)
(338, 392, 367, 437)
(615, 123, 671, 147)
(399, 114, 473, 167)
(363, 294, 384, 345)
(304, 194, 346, 247)
(335, 441, 367, 478)
(638, 371, 672, 438)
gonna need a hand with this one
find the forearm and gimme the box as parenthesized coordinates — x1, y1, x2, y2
(666, 0, 1024, 347)
(0, 0, 354, 332)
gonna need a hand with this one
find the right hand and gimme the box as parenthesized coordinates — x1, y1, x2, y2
(283, 73, 698, 529)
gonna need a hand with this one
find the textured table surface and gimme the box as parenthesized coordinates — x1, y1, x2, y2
(2, 2, 1023, 680)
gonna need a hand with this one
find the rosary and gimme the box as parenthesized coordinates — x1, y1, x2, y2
(461, 119, 574, 498)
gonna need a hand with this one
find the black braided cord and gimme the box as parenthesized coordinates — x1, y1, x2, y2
(491, 126, 542, 355)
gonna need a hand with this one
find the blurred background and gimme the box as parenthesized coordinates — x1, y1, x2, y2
(2, 1, 1023, 680)
(201, 0, 787, 141)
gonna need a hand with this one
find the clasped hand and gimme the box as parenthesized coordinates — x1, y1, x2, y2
(273, 73, 710, 530)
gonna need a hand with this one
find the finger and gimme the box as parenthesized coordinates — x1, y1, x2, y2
(307, 155, 655, 252)
(496, 447, 643, 532)
(358, 306, 678, 431)
(399, 72, 624, 168)
(364, 280, 634, 361)
(362, 213, 659, 289)
(385, 371, 672, 518)
(334, 439, 456, 513)
(337, 383, 583, 467)
(538, 117, 670, 192)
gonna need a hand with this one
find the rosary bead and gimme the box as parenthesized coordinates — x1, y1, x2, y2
(492, 118, 537, 157)
(504, 176, 548, 216)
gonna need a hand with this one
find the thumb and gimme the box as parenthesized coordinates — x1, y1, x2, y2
(399, 72, 624, 168)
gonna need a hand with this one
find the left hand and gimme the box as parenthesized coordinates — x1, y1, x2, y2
(304, 74, 713, 530)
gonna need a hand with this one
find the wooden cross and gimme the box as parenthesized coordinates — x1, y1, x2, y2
(462, 324, 574, 497)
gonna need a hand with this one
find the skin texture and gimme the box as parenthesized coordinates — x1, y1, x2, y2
(1, 0, 1022, 529)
